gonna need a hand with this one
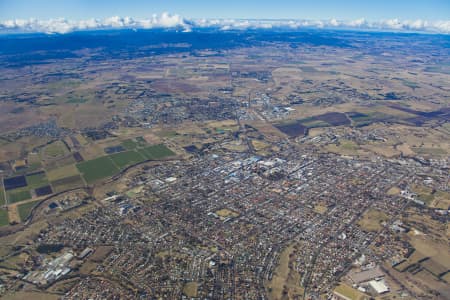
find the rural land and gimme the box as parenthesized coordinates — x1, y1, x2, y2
(0, 29, 449, 299)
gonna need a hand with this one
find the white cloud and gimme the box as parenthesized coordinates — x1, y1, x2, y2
(0, 13, 449, 34)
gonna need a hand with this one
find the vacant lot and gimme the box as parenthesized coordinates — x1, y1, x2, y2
(183, 282, 198, 298)
(358, 209, 389, 232)
(216, 208, 239, 219)
(76, 156, 119, 184)
(334, 283, 368, 300)
(265, 243, 304, 300)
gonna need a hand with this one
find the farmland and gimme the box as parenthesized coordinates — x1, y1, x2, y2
(7, 189, 31, 204)
(51, 175, 85, 192)
(76, 156, 119, 184)
(138, 144, 175, 160)
(25, 171, 49, 188)
(0, 208, 9, 226)
(108, 151, 146, 169)
(17, 200, 40, 222)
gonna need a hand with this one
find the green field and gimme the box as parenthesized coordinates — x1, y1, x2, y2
(0, 186, 5, 206)
(121, 137, 147, 150)
(121, 139, 139, 150)
(108, 151, 146, 169)
(51, 175, 85, 192)
(138, 144, 175, 160)
(26, 172, 49, 188)
(7, 190, 31, 204)
(0, 209, 9, 226)
(18, 200, 40, 222)
(76, 156, 119, 184)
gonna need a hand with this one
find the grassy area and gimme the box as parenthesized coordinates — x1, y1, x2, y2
(358, 209, 389, 232)
(108, 151, 146, 169)
(0, 208, 9, 226)
(74, 134, 88, 146)
(138, 144, 175, 160)
(266, 243, 304, 300)
(17, 200, 40, 222)
(340, 140, 359, 151)
(215, 208, 239, 218)
(43, 141, 67, 158)
(158, 130, 178, 138)
(334, 283, 367, 300)
(66, 97, 87, 104)
(7, 190, 31, 204)
(0, 186, 5, 206)
(411, 185, 435, 205)
(183, 282, 198, 298)
(121, 139, 142, 150)
(76, 156, 119, 184)
(26, 172, 49, 188)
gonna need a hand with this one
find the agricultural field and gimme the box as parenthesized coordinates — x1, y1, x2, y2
(42, 141, 69, 159)
(76, 156, 119, 184)
(51, 175, 85, 193)
(0, 208, 9, 226)
(7, 189, 31, 204)
(138, 144, 175, 160)
(46, 164, 80, 181)
(274, 121, 308, 137)
(121, 137, 147, 150)
(17, 200, 40, 222)
(109, 151, 146, 169)
(25, 171, 49, 188)
(0, 186, 5, 206)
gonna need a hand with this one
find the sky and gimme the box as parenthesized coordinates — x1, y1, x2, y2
(1, 0, 449, 21)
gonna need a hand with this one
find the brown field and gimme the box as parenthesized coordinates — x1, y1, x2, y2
(2, 292, 60, 300)
(387, 186, 401, 196)
(333, 283, 368, 300)
(183, 282, 199, 298)
(89, 245, 114, 263)
(265, 243, 304, 300)
(358, 209, 389, 232)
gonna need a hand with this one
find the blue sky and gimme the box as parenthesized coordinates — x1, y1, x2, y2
(0, 0, 449, 21)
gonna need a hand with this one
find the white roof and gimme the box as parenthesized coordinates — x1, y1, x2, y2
(369, 280, 389, 294)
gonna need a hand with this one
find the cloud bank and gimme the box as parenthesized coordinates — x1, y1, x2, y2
(1, 13, 449, 34)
